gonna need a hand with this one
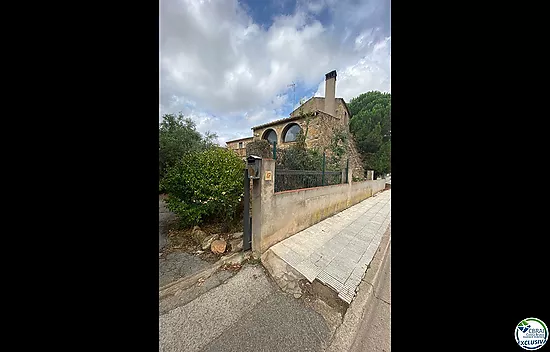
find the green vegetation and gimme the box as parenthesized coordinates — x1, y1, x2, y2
(245, 139, 272, 159)
(162, 147, 244, 228)
(348, 91, 391, 177)
(159, 112, 218, 192)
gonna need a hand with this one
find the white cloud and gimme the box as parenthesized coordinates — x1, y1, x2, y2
(160, 0, 390, 144)
(316, 35, 391, 101)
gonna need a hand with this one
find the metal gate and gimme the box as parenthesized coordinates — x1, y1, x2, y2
(274, 151, 348, 193)
(242, 167, 252, 251)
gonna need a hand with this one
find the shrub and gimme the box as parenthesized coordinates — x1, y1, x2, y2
(276, 146, 323, 170)
(162, 147, 245, 227)
(245, 139, 272, 159)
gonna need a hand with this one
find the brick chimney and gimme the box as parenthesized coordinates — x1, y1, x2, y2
(324, 70, 336, 116)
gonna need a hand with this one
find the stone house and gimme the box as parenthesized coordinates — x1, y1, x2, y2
(226, 70, 365, 179)
(250, 70, 365, 179)
(226, 136, 253, 158)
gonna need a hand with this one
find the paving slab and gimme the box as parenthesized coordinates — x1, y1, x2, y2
(267, 189, 391, 304)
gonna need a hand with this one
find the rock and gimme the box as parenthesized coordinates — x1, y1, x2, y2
(201, 234, 219, 250)
(293, 293, 302, 299)
(191, 226, 208, 245)
(228, 238, 243, 252)
(211, 239, 227, 254)
(220, 252, 244, 265)
(230, 232, 243, 240)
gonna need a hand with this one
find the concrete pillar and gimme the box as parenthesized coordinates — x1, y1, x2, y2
(347, 166, 353, 184)
(251, 158, 275, 255)
(366, 170, 374, 180)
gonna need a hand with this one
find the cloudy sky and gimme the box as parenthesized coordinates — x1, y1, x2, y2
(160, 0, 391, 145)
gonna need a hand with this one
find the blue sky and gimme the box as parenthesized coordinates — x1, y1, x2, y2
(160, 0, 391, 145)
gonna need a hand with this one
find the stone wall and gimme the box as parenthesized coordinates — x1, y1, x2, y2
(252, 111, 364, 179)
(289, 97, 325, 118)
(252, 96, 364, 179)
(335, 98, 350, 129)
(226, 138, 253, 157)
(303, 111, 338, 150)
(347, 136, 365, 180)
(305, 111, 364, 179)
(252, 118, 307, 147)
(289, 97, 349, 126)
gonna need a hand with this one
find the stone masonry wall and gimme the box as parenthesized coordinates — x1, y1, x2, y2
(252, 97, 364, 179)
(289, 97, 324, 118)
(252, 119, 308, 148)
(227, 138, 253, 157)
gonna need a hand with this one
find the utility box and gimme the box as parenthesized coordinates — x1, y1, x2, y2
(247, 155, 262, 179)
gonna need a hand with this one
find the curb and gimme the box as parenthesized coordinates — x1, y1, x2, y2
(325, 224, 391, 352)
(159, 251, 251, 299)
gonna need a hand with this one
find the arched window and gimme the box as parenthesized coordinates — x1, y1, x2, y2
(283, 123, 302, 143)
(262, 129, 278, 144)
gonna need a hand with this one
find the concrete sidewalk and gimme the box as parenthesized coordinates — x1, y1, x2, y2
(266, 189, 391, 304)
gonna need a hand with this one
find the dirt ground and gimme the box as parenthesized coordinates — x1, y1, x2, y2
(159, 195, 245, 287)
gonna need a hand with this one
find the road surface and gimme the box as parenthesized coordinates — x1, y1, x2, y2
(349, 243, 391, 352)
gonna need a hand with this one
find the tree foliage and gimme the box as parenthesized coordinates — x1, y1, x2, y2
(245, 140, 272, 159)
(159, 112, 218, 189)
(276, 143, 324, 171)
(162, 147, 244, 227)
(348, 91, 391, 176)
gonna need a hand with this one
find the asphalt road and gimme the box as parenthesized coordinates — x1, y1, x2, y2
(159, 264, 332, 352)
(349, 244, 391, 352)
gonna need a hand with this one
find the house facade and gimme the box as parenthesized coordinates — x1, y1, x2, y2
(251, 70, 365, 179)
(226, 70, 365, 179)
(226, 136, 253, 157)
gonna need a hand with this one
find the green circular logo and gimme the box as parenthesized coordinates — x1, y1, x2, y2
(515, 318, 548, 350)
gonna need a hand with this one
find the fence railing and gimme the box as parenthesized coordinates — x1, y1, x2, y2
(271, 142, 349, 192)
(274, 169, 342, 192)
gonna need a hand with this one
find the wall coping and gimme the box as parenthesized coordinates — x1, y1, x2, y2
(274, 182, 347, 195)
(273, 178, 385, 195)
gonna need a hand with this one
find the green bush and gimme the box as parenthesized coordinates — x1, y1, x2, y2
(276, 146, 323, 170)
(246, 140, 272, 159)
(162, 147, 245, 227)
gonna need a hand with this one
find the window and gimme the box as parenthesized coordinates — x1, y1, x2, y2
(262, 129, 278, 144)
(283, 123, 301, 143)
(238, 142, 243, 149)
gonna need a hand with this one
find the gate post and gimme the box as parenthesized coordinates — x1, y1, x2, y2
(366, 170, 374, 180)
(251, 158, 275, 255)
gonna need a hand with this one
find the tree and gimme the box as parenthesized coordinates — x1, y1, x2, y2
(348, 91, 391, 177)
(159, 112, 218, 181)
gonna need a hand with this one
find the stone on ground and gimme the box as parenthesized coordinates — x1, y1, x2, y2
(211, 239, 227, 254)
(191, 226, 208, 245)
(228, 238, 243, 252)
(201, 234, 219, 250)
